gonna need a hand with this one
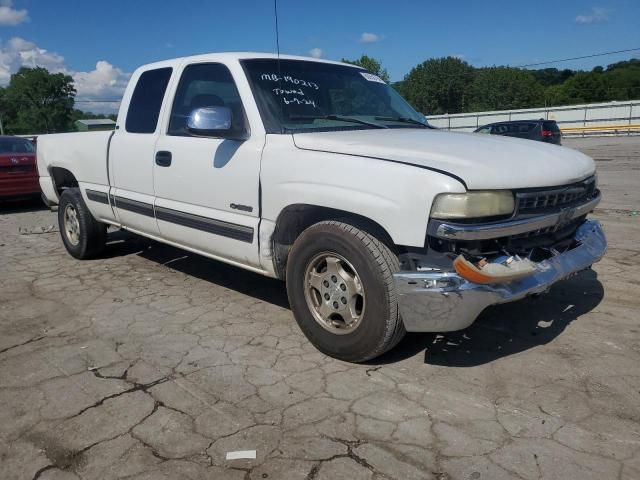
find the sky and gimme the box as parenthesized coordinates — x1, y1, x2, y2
(0, 0, 638, 112)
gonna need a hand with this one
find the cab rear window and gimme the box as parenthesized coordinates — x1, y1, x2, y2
(126, 68, 173, 134)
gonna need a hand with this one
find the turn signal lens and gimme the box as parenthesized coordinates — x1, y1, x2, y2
(453, 256, 496, 284)
(431, 191, 515, 219)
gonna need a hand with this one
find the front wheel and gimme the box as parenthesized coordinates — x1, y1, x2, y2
(286, 221, 405, 362)
(57, 188, 107, 259)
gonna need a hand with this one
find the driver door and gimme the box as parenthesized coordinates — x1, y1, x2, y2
(153, 62, 263, 267)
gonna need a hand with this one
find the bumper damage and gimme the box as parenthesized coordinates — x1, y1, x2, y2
(394, 220, 607, 332)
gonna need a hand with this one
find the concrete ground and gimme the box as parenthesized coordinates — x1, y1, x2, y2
(1, 137, 639, 480)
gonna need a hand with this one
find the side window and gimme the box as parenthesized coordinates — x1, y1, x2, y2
(518, 123, 535, 133)
(476, 127, 491, 134)
(125, 67, 173, 134)
(168, 63, 248, 136)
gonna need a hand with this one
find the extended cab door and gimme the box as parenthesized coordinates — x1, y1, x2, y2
(109, 66, 174, 235)
(152, 61, 263, 267)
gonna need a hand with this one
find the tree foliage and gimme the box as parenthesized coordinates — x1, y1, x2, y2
(399, 57, 474, 114)
(397, 56, 640, 113)
(550, 71, 611, 105)
(606, 59, 640, 72)
(466, 67, 544, 111)
(342, 55, 390, 83)
(542, 63, 640, 106)
(530, 68, 575, 87)
(1, 67, 76, 134)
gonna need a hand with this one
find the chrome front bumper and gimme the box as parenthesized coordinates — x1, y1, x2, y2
(394, 220, 607, 332)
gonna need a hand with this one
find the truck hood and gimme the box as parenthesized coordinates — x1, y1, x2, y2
(292, 129, 595, 189)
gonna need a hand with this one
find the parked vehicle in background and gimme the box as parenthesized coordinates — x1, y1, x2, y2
(37, 53, 605, 362)
(0, 136, 40, 199)
(475, 119, 562, 145)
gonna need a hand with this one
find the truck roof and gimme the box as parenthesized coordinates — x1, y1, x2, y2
(135, 51, 363, 73)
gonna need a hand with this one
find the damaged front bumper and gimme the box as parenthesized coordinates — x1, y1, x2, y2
(394, 220, 607, 332)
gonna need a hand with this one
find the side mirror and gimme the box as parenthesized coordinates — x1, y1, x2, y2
(187, 106, 240, 138)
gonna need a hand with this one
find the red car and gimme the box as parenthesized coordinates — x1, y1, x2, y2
(0, 136, 40, 199)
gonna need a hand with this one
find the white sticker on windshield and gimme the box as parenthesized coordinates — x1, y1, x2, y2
(360, 72, 386, 84)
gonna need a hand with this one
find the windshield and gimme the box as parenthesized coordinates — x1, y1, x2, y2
(241, 59, 429, 133)
(0, 138, 35, 154)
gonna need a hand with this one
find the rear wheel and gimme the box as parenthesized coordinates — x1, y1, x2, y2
(286, 221, 405, 362)
(57, 188, 107, 259)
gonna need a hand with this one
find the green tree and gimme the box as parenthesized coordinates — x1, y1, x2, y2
(606, 59, 640, 72)
(4, 67, 76, 134)
(555, 71, 611, 105)
(466, 67, 544, 111)
(0, 87, 11, 135)
(604, 62, 640, 101)
(531, 68, 575, 87)
(399, 57, 474, 114)
(544, 84, 566, 107)
(342, 55, 390, 83)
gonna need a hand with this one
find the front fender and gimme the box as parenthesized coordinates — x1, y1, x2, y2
(260, 135, 466, 247)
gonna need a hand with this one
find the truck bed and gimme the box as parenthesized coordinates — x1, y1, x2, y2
(38, 130, 113, 205)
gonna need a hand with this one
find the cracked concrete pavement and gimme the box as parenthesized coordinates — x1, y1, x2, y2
(1, 136, 639, 479)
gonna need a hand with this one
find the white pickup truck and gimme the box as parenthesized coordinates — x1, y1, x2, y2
(38, 53, 606, 362)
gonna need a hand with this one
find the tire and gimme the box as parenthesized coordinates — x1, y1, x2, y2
(57, 188, 107, 259)
(286, 221, 405, 362)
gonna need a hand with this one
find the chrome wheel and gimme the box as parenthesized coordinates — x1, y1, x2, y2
(303, 252, 365, 334)
(63, 204, 80, 246)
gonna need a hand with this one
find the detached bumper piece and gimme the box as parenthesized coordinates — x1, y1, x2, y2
(394, 220, 607, 332)
(452, 254, 538, 284)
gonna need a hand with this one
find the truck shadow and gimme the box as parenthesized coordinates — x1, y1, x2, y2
(103, 230, 290, 309)
(371, 269, 604, 367)
(102, 230, 604, 367)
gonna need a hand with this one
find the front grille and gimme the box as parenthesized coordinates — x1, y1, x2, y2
(516, 176, 597, 214)
(510, 225, 556, 239)
(509, 216, 584, 241)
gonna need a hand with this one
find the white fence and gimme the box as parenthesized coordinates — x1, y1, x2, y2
(425, 100, 640, 136)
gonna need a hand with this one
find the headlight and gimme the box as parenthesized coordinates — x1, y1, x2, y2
(431, 191, 515, 219)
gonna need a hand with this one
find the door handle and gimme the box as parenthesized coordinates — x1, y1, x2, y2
(155, 151, 172, 167)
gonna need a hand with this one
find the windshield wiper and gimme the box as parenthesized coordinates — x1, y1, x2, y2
(374, 116, 433, 128)
(289, 114, 388, 129)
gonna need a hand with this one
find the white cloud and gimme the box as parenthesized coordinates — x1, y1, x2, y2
(0, 37, 130, 113)
(308, 47, 323, 58)
(73, 61, 129, 112)
(359, 32, 380, 43)
(0, 0, 29, 26)
(0, 37, 65, 83)
(575, 7, 610, 24)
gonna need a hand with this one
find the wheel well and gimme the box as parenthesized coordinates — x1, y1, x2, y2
(50, 167, 78, 196)
(271, 204, 397, 279)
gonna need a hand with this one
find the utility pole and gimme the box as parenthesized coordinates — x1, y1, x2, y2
(0, 116, 4, 135)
